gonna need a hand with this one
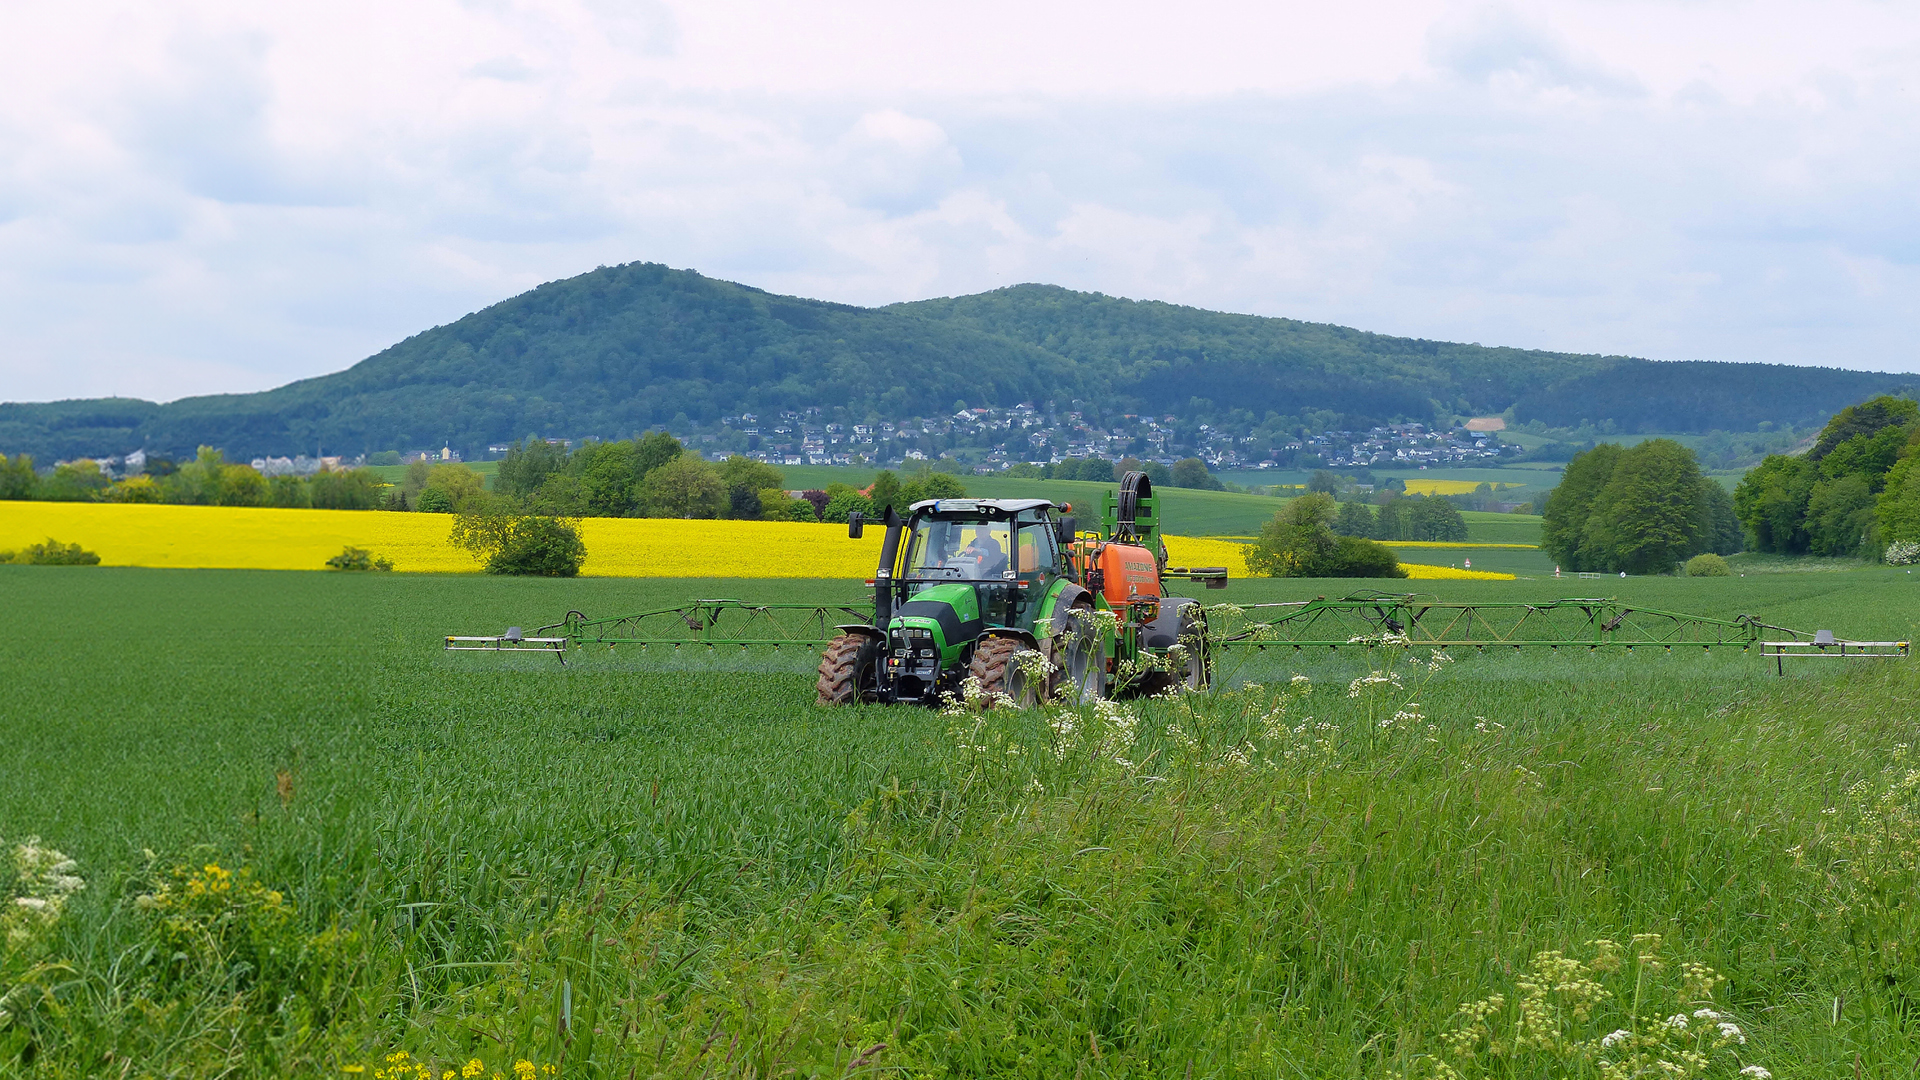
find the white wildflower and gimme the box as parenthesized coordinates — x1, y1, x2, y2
(1717, 1022, 1745, 1044)
(1600, 1029, 1631, 1049)
(1663, 1014, 1689, 1030)
(1691, 1008, 1722, 1021)
(1740, 1067, 1771, 1079)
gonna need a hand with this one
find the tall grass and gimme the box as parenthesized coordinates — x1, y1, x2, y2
(3, 568, 1918, 1075)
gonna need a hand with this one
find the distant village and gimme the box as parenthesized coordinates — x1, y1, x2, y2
(50, 406, 1518, 478)
(662, 405, 1517, 474)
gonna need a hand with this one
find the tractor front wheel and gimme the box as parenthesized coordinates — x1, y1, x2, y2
(816, 633, 882, 705)
(1048, 604, 1106, 704)
(967, 636, 1042, 709)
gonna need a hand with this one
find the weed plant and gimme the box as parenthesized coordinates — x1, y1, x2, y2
(2, 568, 1918, 1075)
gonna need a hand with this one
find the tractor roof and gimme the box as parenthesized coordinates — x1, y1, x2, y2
(907, 498, 1055, 517)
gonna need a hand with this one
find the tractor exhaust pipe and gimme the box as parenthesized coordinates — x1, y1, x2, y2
(873, 506, 906, 632)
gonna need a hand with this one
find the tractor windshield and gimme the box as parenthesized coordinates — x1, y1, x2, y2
(902, 517, 1014, 582)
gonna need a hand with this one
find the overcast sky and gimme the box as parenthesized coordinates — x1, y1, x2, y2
(2, 0, 1917, 403)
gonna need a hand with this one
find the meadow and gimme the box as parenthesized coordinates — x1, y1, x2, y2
(4, 564, 1919, 1077)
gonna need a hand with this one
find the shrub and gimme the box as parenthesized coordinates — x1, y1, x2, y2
(325, 546, 393, 571)
(1685, 552, 1731, 577)
(1885, 539, 1920, 566)
(450, 512, 587, 576)
(2, 539, 101, 565)
(1247, 496, 1406, 578)
(413, 487, 455, 513)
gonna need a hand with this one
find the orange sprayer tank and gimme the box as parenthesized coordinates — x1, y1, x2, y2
(1091, 542, 1161, 605)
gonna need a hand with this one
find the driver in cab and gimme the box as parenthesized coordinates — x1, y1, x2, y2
(949, 528, 1007, 577)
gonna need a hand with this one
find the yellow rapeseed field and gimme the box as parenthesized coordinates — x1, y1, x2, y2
(1161, 534, 1515, 581)
(0, 502, 1515, 580)
(0, 502, 886, 577)
(1397, 478, 1519, 496)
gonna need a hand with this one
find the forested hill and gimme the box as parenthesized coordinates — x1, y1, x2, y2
(1, 262, 1912, 461)
(894, 285, 1916, 433)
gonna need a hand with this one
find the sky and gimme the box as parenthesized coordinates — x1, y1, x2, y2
(2, 0, 1917, 403)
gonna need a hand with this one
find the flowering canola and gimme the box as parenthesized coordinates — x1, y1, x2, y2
(0, 502, 1514, 580)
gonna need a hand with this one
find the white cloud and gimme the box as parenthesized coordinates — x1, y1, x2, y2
(2, 0, 1919, 404)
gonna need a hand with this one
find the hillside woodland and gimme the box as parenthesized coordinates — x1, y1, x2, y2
(1735, 395, 1920, 558)
(2, 263, 1912, 462)
(1541, 439, 1743, 574)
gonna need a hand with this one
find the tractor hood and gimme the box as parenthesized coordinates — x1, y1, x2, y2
(889, 582, 984, 656)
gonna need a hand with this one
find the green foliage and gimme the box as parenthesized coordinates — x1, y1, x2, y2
(368, 450, 402, 466)
(867, 470, 903, 514)
(1808, 395, 1919, 461)
(1546, 440, 1725, 573)
(1334, 499, 1376, 538)
(307, 468, 385, 510)
(820, 490, 875, 524)
(494, 437, 570, 498)
(1542, 443, 1622, 568)
(1, 538, 101, 565)
(105, 475, 163, 503)
(324, 546, 393, 571)
(1735, 454, 1815, 554)
(1737, 395, 1920, 557)
(1685, 552, 1731, 577)
(267, 474, 310, 508)
(1248, 493, 1406, 577)
(1170, 457, 1222, 490)
(0, 453, 35, 500)
(38, 459, 111, 502)
(217, 464, 270, 507)
(449, 511, 587, 576)
(898, 470, 967, 505)
(1877, 455, 1920, 545)
(717, 455, 785, 520)
(1051, 457, 1115, 482)
(571, 440, 640, 516)
(642, 453, 726, 518)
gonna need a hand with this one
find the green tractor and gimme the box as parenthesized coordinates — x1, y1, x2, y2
(816, 472, 1227, 707)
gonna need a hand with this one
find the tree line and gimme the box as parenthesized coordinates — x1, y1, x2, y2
(1734, 395, 1920, 558)
(0, 448, 386, 509)
(406, 433, 969, 523)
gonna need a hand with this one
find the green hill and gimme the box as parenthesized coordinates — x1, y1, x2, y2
(2, 263, 1912, 462)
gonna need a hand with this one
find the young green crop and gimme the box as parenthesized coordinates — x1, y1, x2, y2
(2, 566, 1918, 1075)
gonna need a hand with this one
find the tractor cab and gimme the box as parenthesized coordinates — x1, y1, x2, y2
(852, 498, 1075, 704)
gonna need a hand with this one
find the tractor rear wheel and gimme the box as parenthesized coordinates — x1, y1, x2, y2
(967, 636, 1042, 708)
(816, 633, 882, 705)
(1130, 608, 1211, 698)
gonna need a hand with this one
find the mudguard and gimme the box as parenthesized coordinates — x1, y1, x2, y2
(833, 623, 886, 641)
(1037, 581, 1094, 641)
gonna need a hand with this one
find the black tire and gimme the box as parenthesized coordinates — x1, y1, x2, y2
(1128, 609, 1211, 698)
(967, 636, 1042, 709)
(816, 633, 882, 705)
(1048, 604, 1107, 704)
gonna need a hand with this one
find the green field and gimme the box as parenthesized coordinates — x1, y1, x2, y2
(4, 565, 1919, 1075)
(368, 460, 501, 488)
